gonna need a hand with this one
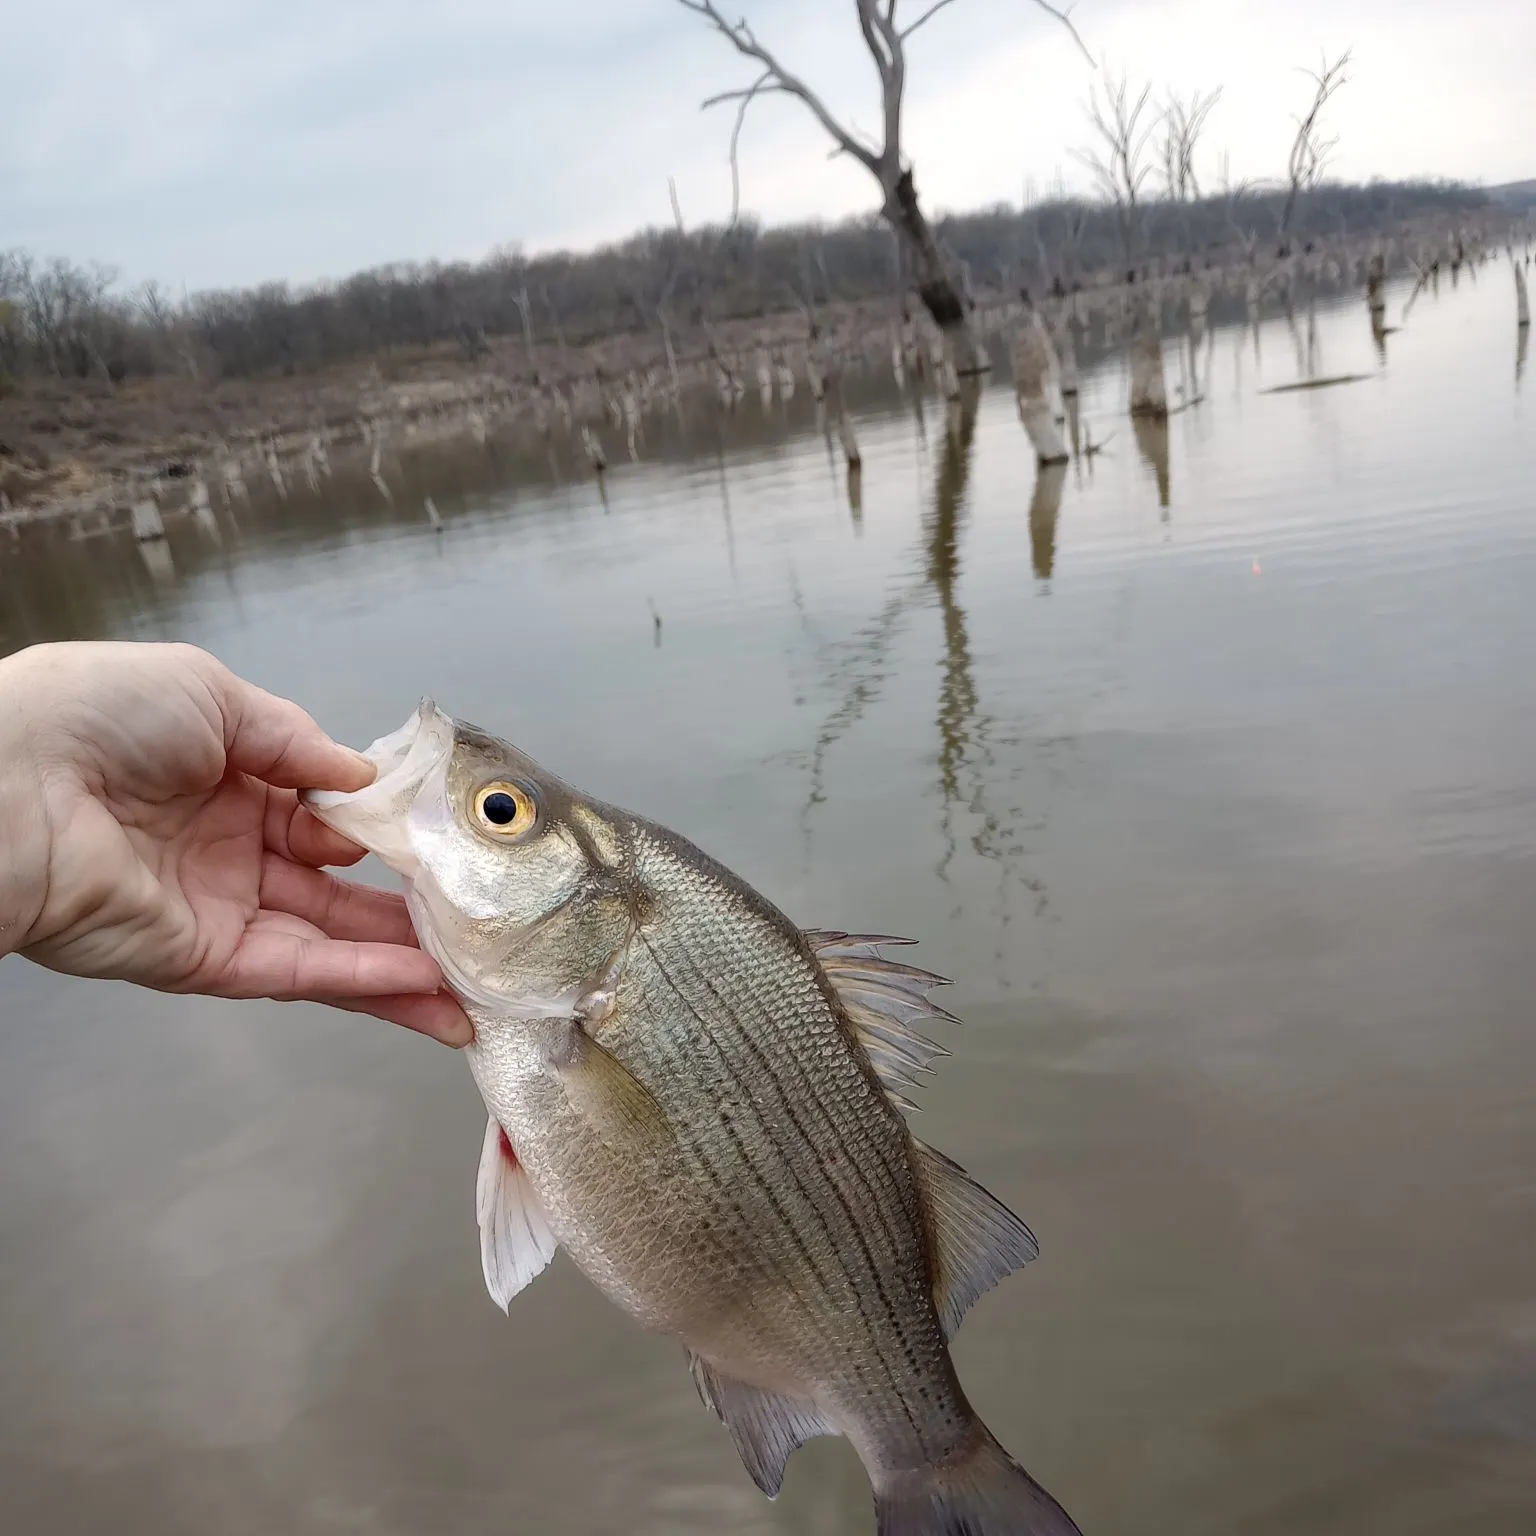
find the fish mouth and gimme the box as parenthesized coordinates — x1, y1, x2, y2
(303, 698, 454, 875)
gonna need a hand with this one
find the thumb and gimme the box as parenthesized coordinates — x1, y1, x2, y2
(214, 668, 375, 792)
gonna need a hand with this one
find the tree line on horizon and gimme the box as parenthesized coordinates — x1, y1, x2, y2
(0, 179, 1490, 391)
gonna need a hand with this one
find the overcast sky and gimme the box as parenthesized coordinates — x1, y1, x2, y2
(4, 0, 1531, 294)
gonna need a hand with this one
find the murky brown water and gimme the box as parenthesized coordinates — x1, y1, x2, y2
(3, 269, 1534, 1534)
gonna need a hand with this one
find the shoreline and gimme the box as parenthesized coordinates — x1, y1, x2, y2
(2, 219, 1517, 533)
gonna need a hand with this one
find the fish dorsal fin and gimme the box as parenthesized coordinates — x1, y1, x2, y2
(806, 930, 954, 1109)
(803, 929, 920, 958)
(688, 1352, 838, 1497)
(910, 1139, 1039, 1338)
(476, 1116, 558, 1311)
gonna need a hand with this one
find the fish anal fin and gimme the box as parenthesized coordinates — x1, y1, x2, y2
(688, 1353, 838, 1498)
(476, 1116, 558, 1312)
(910, 1139, 1039, 1338)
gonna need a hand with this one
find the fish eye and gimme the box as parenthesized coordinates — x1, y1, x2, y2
(472, 781, 537, 839)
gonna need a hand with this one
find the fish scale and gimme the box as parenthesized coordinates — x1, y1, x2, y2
(632, 843, 940, 1323)
(623, 888, 952, 1448)
(620, 904, 934, 1407)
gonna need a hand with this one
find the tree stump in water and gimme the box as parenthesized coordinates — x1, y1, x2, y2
(1010, 311, 1069, 464)
(1129, 299, 1169, 420)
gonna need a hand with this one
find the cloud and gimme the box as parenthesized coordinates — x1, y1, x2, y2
(2, 0, 1529, 292)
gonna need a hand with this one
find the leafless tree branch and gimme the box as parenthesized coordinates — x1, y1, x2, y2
(899, 0, 963, 39)
(700, 78, 783, 110)
(899, 0, 1092, 62)
(683, 0, 1095, 209)
(1279, 48, 1351, 237)
(681, 0, 882, 173)
(702, 71, 790, 228)
(1071, 66, 1161, 262)
(1158, 86, 1221, 202)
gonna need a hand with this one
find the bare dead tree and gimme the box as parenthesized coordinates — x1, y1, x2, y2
(1158, 86, 1222, 203)
(656, 178, 692, 401)
(0, 253, 27, 382)
(662, 176, 744, 397)
(1278, 49, 1351, 239)
(678, 0, 1092, 376)
(134, 278, 172, 335)
(511, 286, 539, 377)
(135, 279, 201, 380)
(19, 256, 121, 378)
(1211, 149, 1258, 253)
(1071, 67, 1160, 265)
(489, 244, 535, 370)
(540, 285, 571, 374)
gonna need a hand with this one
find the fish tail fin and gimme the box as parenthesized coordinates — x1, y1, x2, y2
(875, 1426, 1082, 1536)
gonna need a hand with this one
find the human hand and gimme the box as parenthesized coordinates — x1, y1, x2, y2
(0, 641, 471, 1046)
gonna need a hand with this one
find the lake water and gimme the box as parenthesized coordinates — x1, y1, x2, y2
(2, 268, 1533, 1535)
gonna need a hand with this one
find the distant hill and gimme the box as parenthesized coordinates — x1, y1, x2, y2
(1486, 179, 1536, 210)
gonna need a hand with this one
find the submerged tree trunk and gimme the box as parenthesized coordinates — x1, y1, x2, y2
(1011, 307, 1069, 464)
(1366, 254, 1387, 318)
(828, 367, 862, 471)
(1516, 262, 1530, 329)
(1129, 295, 1169, 418)
(886, 171, 987, 377)
(131, 496, 165, 542)
(1054, 313, 1080, 396)
(1187, 274, 1209, 325)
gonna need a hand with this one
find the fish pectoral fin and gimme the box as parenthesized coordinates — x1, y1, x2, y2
(549, 1023, 676, 1152)
(911, 1139, 1040, 1339)
(688, 1352, 838, 1499)
(476, 1116, 558, 1312)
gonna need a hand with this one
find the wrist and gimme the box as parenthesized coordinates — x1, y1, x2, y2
(0, 652, 55, 959)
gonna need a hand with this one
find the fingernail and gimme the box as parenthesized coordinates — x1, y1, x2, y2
(345, 748, 378, 785)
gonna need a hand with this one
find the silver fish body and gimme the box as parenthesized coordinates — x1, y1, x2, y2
(306, 704, 1081, 1536)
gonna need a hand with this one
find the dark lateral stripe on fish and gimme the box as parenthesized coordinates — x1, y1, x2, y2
(630, 830, 951, 1445)
(624, 959, 869, 1380)
(671, 932, 930, 1279)
(637, 932, 915, 1417)
(659, 932, 914, 1271)
(666, 916, 920, 1212)
(636, 937, 876, 1321)
(673, 937, 934, 1318)
(626, 982, 840, 1305)
(650, 936, 940, 1438)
